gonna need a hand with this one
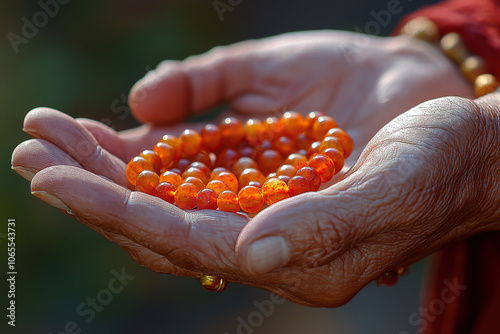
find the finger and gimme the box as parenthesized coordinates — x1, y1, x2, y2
(129, 41, 256, 124)
(23, 108, 129, 187)
(30, 165, 249, 278)
(12, 139, 81, 181)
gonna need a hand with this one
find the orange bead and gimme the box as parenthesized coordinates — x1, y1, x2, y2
(326, 128, 354, 158)
(288, 175, 311, 196)
(206, 179, 228, 195)
(258, 149, 283, 176)
(282, 111, 306, 136)
(273, 136, 296, 156)
(210, 167, 228, 181)
(214, 171, 239, 193)
(189, 161, 211, 178)
(308, 154, 335, 182)
(220, 117, 244, 148)
(175, 158, 191, 173)
(215, 148, 241, 169)
(192, 151, 213, 169)
(174, 183, 199, 210)
(296, 166, 322, 191)
(232, 157, 258, 177)
(179, 129, 202, 157)
(183, 177, 205, 192)
(196, 188, 218, 210)
(296, 132, 314, 151)
(160, 171, 183, 189)
(247, 181, 262, 188)
(139, 150, 162, 174)
(153, 142, 175, 168)
(159, 135, 181, 161)
(276, 164, 297, 178)
(320, 136, 345, 156)
(155, 182, 176, 204)
(307, 141, 322, 158)
(182, 167, 207, 184)
(238, 144, 258, 160)
(238, 186, 264, 213)
(244, 119, 264, 145)
(262, 178, 290, 205)
(285, 153, 308, 169)
(312, 116, 338, 141)
(264, 117, 285, 141)
(217, 190, 240, 212)
(239, 168, 266, 188)
(277, 175, 291, 184)
(322, 148, 344, 174)
(201, 124, 222, 152)
(305, 111, 325, 131)
(135, 170, 160, 195)
(126, 156, 153, 186)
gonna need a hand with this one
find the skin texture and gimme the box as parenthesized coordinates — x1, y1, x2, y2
(11, 31, 500, 307)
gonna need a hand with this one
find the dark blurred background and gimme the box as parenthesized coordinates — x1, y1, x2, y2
(2, 0, 439, 333)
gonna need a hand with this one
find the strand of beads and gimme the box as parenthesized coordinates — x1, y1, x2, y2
(126, 111, 353, 214)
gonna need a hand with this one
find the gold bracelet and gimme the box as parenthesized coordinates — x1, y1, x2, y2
(400, 17, 499, 97)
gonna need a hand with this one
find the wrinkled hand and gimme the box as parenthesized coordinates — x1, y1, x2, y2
(13, 31, 500, 307)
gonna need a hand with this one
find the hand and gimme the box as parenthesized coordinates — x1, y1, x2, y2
(13, 31, 494, 307)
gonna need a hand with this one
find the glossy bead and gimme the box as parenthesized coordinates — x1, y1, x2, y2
(440, 32, 469, 64)
(475, 73, 499, 97)
(126, 156, 153, 186)
(183, 177, 205, 192)
(264, 116, 285, 140)
(175, 158, 191, 173)
(238, 144, 258, 160)
(296, 132, 313, 151)
(296, 166, 322, 191)
(201, 124, 222, 152)
(239, 168, 266, 188)
(326, 128, 354, 158)
(232, 157, 258, 177)
(285, 153, 308, 169)
(139, 150, 162, 174)
(206, 179, 228, 195)
(196, 188, 218, 210)
(153, 142, 175, 168)
(200, 275, 226, 292)
(460, 56, 487, 83)
(159, 135, 181, 160)
(258, 149, 283, 176)
(307, 141, 322, 158)
(215, 148, 241, 169)
(273, 136, 296, 156)
(312, 116, 338, 141)
(244, 119, 264, 145)
(192, 151, 213, 169)
(247, 181, 262, 188)
(210, 167, 228, 181)
(159, 171, 183, 189)
(135, 170, 160, 195)
(288, 175, 311, 196)
(377, 270, 399, 287)
(320, 136, 345, 156)
(262, 178, 290, 205)
(322, 148, 345, 174)
(214, 171, 239, 193)
(220, 117, 245, 148)
(276, 164, 297, 178)
(400, 17, 439, 42)
(217, 190, 240, 212)
(305, 111, 325, 131)
(174, 183, 199, 210)
(308, 154, 335, 182)
(238, 186, 264, 213)
(182, 167, 207, 184)
(282, 111, 306, 136)
(189, 161, 211, 178)
(154, 182, 176, 204)
(179, 129, 202, 157)
(277, 175, 290, 184)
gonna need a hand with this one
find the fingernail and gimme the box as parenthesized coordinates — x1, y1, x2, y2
(32, 191, 71, 212)
(246, 236, 290, 274)
(12, 166, 35, 181)
(22, 127, 39, 137)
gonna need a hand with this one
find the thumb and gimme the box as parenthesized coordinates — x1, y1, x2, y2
(129, 43, 255, 125)
(235, 181, 379, 275)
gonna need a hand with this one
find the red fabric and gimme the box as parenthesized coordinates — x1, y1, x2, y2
(393, 2, 500, 333)
(393, 0, 500, 78)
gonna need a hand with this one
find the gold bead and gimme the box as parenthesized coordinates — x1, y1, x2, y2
(396, 266, 409, 276)
(440, 32, 470, 64)
(474, 73, 500, 97)
(400, 17, 439, 42)
(460, 56, 487, 83)
(200, 274, 227, 292)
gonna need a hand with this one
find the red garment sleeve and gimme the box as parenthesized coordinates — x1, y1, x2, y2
(393, 0, 500, 78)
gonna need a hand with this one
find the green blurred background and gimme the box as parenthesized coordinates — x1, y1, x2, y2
(1, 0, 439, 333)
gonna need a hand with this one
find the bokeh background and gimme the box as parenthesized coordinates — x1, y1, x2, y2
(1, 0, 440, 333)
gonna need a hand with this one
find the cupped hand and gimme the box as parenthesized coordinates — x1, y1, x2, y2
(13, 31, 498, 307)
